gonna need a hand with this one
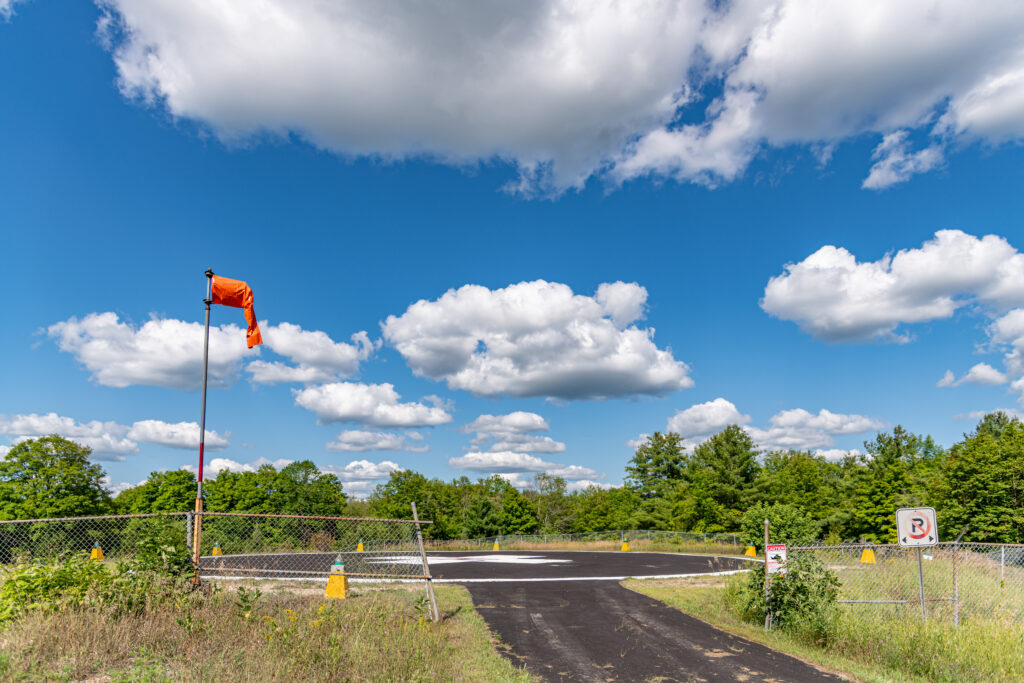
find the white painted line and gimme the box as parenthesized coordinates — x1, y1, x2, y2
(206, 568, 752, 584)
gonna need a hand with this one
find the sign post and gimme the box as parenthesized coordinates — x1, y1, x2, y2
(896, 507, 938, 620)
(763, 519, 770, 630)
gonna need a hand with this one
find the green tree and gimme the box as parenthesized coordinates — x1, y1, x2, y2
(939, 418, 1024, 543)
(571, 486, 638, 532)
(114, 470, 196, 513)
(625, 432, 688, 499)
(691, 425, 759, 529)
(0, 436, 111, 520)
(367, 471, 462, 539)
(205, 461, 347, 515)
(755, 451, 834, 520)
(740, 502, 818, 549)
(500, 487, 539, 534)
(463, 496, 503, 538)
(527, 473, 574, 533)
(849, 426, 942, 542)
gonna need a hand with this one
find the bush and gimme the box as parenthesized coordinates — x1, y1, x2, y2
(0, 556, 174, 622)
(729, 553, 840, 645)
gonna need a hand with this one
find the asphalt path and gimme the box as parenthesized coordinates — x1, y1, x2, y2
(202, 550, 847, 681)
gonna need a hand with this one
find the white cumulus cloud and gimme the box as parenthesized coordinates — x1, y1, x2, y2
(862, 132, 944, 190)
(0, 412, 138, 461)
(320, 459, 403, 481)
(382, 280, 691, 400)
(463, 411, 566, 454)
(325, 430, 428, 453)
(658, 400, 883, 452)
(747, 409, 884, 451)
(294, 382, 452, 428)
(762, 229, 1024, 403)
(48, 313, 255, 390)
(182, 456, 293, 478)
(938, 363, 1009, 388)
(249, 325, 374, 385)
(761, 230, 1024, 343)
(126, 420, 230, 450)
(449, 451, 598, 481)
(48, 313, 373, 390)
(666, 398, 751, 443)
(94, 0, 1024, 194)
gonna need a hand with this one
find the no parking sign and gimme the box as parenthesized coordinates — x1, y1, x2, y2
(896, 507, 938, 547)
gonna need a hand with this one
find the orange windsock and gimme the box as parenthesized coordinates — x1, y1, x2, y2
(211, 275, 263, 348)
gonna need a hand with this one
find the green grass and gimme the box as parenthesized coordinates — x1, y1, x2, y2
(625, 574, 1024, 683)
(0, 581, 532, 682)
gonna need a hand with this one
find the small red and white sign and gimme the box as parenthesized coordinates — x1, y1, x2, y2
(766, 544, 787, 575)
(896, 507, 938, 547)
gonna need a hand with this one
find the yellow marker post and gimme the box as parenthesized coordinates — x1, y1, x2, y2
(744, 545, 757, 558)
(621, 538, 630, 552)
(356, 540, 364, 553)
(212, 543, 223, 556)
(90, 544, 104, 562)
(325, 555, 349, 600)
(492, 540, 500, 551)
(860, 548, 876, 564)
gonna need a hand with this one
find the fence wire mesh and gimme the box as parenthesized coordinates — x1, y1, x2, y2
(0, 513, 189, 565)
(0, 512, 432, 583)
(199, 512, 428, 581)
(791, 542, 1024, 625)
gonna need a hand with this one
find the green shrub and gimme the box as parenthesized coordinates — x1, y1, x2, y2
(729, 553, 840, 644)
(0, 555, 190, 623)
(120, 532, 193, 578)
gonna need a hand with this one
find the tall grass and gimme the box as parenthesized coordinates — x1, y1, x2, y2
(0, 580, 531, 682)
(628, 573, 1024, 683)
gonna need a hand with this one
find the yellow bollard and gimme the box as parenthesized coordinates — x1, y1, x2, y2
(212, 543, 223, 556)
(356, 540, 364, 553)
(744, 545, 757, 558)
(492, 540, 500, 551)
(90, 544, 104, 562)
(325, 556, 349, 600)
(621, 538, 630, 552)
(860, 548, 876, 564)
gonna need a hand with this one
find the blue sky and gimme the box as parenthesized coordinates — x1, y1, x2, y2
(3, 1, 1024, 496)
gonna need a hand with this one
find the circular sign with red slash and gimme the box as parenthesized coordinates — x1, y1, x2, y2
(896, 507, 938, 547)
(908, 515, 931, 539)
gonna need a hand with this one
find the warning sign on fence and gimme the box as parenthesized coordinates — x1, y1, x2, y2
(896, 507, 938, 547)
(766, 543, 787, 574)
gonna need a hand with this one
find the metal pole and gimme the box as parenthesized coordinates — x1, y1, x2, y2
(411, 502, 440, 622)
(916, 546, 926, 621)
(953, 526, 968, 627)
(1002, 546, 1006, 586)
(764, 518, 770, 631)
(192, 270, 214, 581)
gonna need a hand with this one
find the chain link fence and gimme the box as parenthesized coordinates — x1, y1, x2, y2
(791, 542, 1024, 625)
(0, 512, 433, 583)
(427, 529, 743, 552)
(198, 512, 429, 581)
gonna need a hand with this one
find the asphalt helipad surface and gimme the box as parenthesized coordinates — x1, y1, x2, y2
(430, 552, 847, 682)
(203, 550, 848, 682)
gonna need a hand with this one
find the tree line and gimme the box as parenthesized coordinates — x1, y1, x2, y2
(2, 410, 1022, 543)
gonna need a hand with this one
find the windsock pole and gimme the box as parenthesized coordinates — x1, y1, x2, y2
(192, 269, 214, 582)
